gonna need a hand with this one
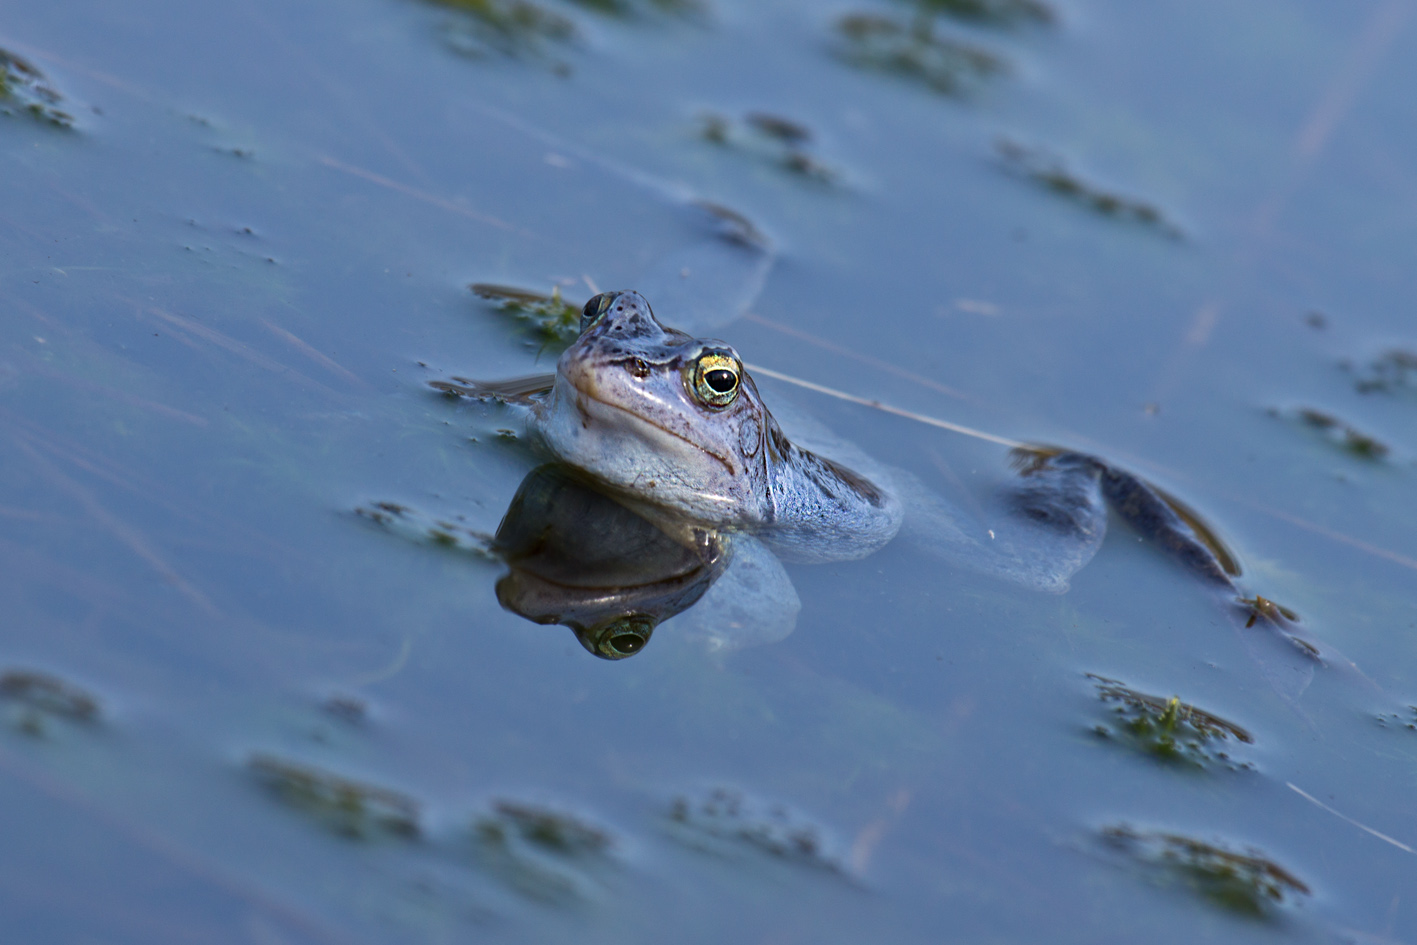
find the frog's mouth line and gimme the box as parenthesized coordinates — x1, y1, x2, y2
(571, 384, 736, 475)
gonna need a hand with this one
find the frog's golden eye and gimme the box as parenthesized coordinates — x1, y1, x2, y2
(691, 351, 741, 408)
(580, 292, 617, 332)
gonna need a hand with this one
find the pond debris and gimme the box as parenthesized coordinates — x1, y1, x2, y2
(1236, 594, 1299, 630)
(562, 0, 703, 17)
(1268, 406, 1390, 461)
(431, 373, 556, 406)
(470, 283, 582, 349)
(698, 110, 839, 184)
(1231, 595, 1321, 661)
(248, 753, 421, 840)
(0, 669, 100, 735)
(1087, 674, 1253, 770)
(994, 138, 1184, 239)
(427, 0, 577, 62)
(1100, 824, 1310, 916)
(470, 800, 618, 902)
(834, 12, 1007, 96)
(481, 800, 615, 857)
(1344, 347, 1417, 395)
(1375, 706, 1417, 732)
(321, 693, 370, 726)
(355, 500, 498, 558)
(666, 787, 849, 876)
(898, 0, 1055, 27)
(0, 48, 75, 128)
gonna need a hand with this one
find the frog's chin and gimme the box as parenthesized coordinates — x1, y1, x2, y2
(536, 378, 753, 523)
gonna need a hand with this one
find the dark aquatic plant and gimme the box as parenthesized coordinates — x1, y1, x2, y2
(0, 668, 101, 737)
(470, 283, 583, 350)
(248, 753, 422, 840)
(1346, 347, 1417, 395)
(1087, 674, 1253, 770)
(470, 799, 619, 902)
(562, 0, 703, 17)
(1101, 825, 1310, 917)
(0, 48, 75, 128)
(995, 138, 1184, 239)
(698, 111, 840, 184)
(903, 0, 1055, 27)
(666, 787, 849, 875)
(0, 668, 100, 721)
(835, 13, 1007, 96)
(426, 0, 577, 60)
(1271, 406, 1391, 461)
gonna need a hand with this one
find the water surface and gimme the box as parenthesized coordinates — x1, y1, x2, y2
(3, 0, 1416, 941)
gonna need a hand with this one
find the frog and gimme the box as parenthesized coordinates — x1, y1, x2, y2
(437, 288, 1313, 662)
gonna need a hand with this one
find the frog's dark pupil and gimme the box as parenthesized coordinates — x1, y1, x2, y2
(704, 369, 737, 393)
(608, 633, 644, 655)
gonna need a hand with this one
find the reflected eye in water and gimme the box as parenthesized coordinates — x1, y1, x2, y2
(691, 350, 741, 408)
(576, 615, 656, 660)
(581, 292, 617, 332)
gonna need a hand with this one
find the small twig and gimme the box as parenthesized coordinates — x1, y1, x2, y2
(317, 154, 524, 234)
(11, 434, 217, 614)
(745, 362, 1024, 448)
(744, 311, 983, 406)
(259, 317, 369, 389)
(1287, 782, 1415, 854)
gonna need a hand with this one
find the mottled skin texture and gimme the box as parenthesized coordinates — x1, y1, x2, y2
(532, 291, 903, 559)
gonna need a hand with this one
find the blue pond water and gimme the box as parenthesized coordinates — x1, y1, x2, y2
(2, 1, 1416, 941)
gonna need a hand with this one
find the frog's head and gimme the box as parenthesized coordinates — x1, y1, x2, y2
(534, 290, 772, 523)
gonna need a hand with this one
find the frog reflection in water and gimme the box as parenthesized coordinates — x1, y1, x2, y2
(494, 463, 728, 659)
(454, 290, 1302, 660)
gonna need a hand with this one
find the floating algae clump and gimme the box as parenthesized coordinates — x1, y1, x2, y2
(1088, 674, 1253, 770)
(0, 48, 75, 128)
(835, 13, 1006, 96)
(471, 283, 583, 349)
(995, 138, 1183, 238)
(248, 753, 421, 840)
(1102, 825, 1309, 916)
(901, 0, 1054, 28)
